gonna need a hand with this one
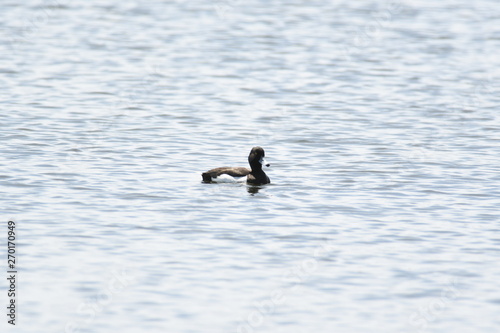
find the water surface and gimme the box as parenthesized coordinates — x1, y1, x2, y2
(1, 1, 499, 332)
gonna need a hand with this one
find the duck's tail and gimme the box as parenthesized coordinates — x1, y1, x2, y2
(201, 173, 212, 182)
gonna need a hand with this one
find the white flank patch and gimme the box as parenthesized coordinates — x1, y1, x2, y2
(211, 174, 247, 183)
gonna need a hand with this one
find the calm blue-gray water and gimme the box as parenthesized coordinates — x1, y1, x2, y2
(1, 0, 499, 332)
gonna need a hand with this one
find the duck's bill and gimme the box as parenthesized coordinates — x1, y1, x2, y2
(260, 157, 270, 167)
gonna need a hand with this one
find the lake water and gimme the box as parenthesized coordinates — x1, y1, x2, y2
(1, 0, 499, 332)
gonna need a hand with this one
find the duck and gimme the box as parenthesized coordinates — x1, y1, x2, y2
(202, 146, 271, 185)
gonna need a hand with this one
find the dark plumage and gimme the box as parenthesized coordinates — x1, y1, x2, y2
(202, 147, 271, 185)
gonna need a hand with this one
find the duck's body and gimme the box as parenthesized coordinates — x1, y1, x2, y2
(202, 147, 271, 185)
(202, 167, 251, 182)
